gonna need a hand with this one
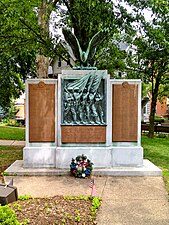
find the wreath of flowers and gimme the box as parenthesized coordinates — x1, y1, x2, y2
(70, 154, 93, 178)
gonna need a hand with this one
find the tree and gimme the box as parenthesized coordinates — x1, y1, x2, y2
(0, 0, 62, 111)
(125, 0, 169, 138)
(61, 0, 136, 71)
(0, 53, 24, 112)
(0, 0, 137, 78)
(0, 0, 60, 78)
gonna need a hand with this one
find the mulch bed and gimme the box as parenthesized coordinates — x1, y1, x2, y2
(10, 196, 98, 225)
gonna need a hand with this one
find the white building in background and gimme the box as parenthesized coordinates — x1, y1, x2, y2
(15, 93, 25, 123)
(48, 57, 74, 78)
(142, 100, 150, 122)
(0, 106, 4, 120)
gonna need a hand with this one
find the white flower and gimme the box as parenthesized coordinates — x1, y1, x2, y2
(78, 166, 82, 171)
(82, 173, 86, 177)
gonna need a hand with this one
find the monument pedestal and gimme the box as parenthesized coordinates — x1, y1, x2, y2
(55, 146, 143, 168)
(23, 146, 56, 168)
(23, 71, 144, 170)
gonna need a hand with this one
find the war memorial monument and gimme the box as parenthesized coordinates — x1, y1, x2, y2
(6, 29, 161, 176)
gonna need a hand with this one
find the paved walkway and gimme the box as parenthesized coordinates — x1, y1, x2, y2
(3, 176, 169, 225)
(0, 140, 25, 146)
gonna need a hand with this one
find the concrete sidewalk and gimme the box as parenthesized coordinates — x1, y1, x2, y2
(0, 139, 25, 146)
(4, 176, 169, 225)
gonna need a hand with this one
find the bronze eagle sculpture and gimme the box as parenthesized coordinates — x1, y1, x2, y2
(62, 28, 108, 68)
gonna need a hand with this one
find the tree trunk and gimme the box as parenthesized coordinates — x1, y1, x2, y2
(148, 74, 161, 138)
(36, 54, 49, 78)
(36, 0, 50, 78)
(148, 100, 156, 138)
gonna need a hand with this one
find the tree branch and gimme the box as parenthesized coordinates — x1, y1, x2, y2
(19, 18, 47, 45)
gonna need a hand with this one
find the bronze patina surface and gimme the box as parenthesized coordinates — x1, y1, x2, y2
(29, 82, 55, 142)
(61, 125, 106, 143)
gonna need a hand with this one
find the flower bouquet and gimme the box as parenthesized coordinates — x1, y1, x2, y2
(70, 154, 93, 178)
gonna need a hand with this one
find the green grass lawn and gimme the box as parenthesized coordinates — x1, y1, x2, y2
(0, 146, 23, 174)
(142, 135, 169, 192)
(0, 126, 25, 140)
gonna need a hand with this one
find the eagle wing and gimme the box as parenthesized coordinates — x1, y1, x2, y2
(62, 28, 82, 61)
(86, 29, 108, 62)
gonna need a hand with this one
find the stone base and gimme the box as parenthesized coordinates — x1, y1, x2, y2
(4, 160, 162, 176)
(23, 146, 143, 168)
(112, 147, 143, 167)
(23, 147, 56, 168)
(56, 147, 112, 168)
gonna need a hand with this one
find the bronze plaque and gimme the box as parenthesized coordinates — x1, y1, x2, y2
(112, 83, 138, 142)
(61, 125, 106, 143)
(29, 82, 55, 142)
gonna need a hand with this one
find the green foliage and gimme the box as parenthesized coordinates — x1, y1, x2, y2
(0, 0, 37, 109)
(64, 196, 89, 201)
(0, 0, 60, 107)
(63, 196, 102, 222)
(13, 202, 22, 211)
(154, 118, 165, 123)
(1, 172, 9, 176)
(74, 209, 81, 222)
(91, 197, 102, 217)
(0, 205, 21, 225)
(156, 133, 167, 138)
(0, 66, 24, 112)
(2, 103, 19, 120)
(2, 118, 23, 127)
(0, 0, 60, 65)
(18, 195, 33, 201)
(61, 0, 136, 73)
(125, 0, 169, 137)
(0, 126, 25, 140)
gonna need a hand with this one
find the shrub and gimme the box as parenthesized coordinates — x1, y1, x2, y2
(157, 133, 167, 138)
(2, 119, 23, 127)
(154, 118, 165, 123)
(0, 205, 21, 225)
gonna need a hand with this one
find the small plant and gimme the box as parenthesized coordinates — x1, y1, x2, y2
(0, 204, 21, 224)
(13, 202, 22, 211)
(91, 197, 102, 216)
(75, 213, 81, 222)
(21, 218, 30, 225)
(64, 195, 89, 200)
(36, 199, 40, 204)
(46, 208, 51, 214)
(18, 195, 33, 201)
(66, 213, 73, 220)
(61, 218, 66, 225)
(74, 209, 81, 222)
(44, 203, 49, 208)
(1, 171, 10, 176)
